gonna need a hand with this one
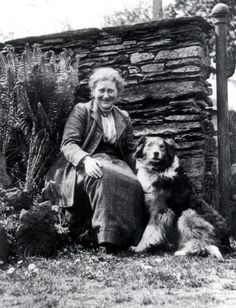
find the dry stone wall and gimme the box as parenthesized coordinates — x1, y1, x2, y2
(6, 16, 216, 204)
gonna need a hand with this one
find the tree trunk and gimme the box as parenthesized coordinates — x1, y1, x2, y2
(153, 0, 163, 20)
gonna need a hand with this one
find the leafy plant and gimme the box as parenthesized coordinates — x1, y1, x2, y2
(0, 47, 18, 155)
(165, 0, 236, 61)
(0, 47, 18, 188)
(103, 0, 152, 26)
(0, 44, 79, 194)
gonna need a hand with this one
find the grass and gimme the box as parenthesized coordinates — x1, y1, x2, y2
(1, 245, 236, 307)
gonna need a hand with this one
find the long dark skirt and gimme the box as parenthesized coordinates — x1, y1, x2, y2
(82, 153, 145, 248)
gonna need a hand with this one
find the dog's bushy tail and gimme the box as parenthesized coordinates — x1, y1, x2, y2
(175, 209, 223, 259)
(197, 200, 231, 251)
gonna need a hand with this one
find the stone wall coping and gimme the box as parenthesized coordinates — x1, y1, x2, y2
(4, 16, 212, 47)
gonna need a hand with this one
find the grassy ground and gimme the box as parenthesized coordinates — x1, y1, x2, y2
(1, 245, 236, 308)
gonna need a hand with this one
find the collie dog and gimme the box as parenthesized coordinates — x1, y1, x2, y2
(131, 136, 230, 258)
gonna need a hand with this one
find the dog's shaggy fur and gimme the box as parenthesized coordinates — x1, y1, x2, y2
(131, 136, 230, 258)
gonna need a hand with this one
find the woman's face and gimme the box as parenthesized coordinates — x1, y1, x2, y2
(93, 80, 118, 111)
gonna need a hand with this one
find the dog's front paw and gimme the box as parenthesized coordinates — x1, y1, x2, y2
(129, 245, 146, 253)
(174, 249, 187, 256)
(129, 246, 141, 253)
(129, 246, 137, 252)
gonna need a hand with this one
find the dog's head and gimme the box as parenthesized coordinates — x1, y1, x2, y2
(135, 136, 179, 171)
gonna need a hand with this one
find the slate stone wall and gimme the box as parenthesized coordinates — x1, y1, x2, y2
(6, 16, 216, 204)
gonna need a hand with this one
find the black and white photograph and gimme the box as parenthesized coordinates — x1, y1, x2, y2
(0, 0, 236, 307)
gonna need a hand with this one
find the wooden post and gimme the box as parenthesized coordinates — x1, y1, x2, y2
(212, 3, 231, 216)
(153, 0, 163, 20)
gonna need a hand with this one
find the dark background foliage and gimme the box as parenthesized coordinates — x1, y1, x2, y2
(103, 0, 236, 62)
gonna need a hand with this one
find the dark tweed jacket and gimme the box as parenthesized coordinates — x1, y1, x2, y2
(59, 100, 137, 208)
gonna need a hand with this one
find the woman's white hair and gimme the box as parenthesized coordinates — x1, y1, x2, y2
(88, 67, 125, 94)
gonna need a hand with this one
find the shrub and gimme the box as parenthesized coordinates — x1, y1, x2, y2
(0, 44, 79, 195)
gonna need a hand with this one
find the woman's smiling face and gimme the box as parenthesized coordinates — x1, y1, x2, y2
(93, 80, 118, 111)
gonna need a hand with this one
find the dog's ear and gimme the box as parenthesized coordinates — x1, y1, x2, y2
(164, 139, 179, 150)
(135, 135, 146, 159)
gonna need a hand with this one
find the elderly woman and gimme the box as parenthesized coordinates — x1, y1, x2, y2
(60, 67, 145, 252)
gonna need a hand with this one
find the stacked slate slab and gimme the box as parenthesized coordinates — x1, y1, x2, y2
(5, 16, 216, 204)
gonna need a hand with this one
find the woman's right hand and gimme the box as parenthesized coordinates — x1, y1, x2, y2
(83, 156, 103, 178)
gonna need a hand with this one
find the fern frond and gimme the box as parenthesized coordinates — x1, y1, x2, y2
(37, 102, 49, 129)
(32, 44, 43, 67)
(0, 51, 18, 154)
(24, 129, 50, 192)
(0, 52, 8, 86)
(49, 51, 57, 66)
(5, 45, 18, 89)
(15, 84, 37, 123)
